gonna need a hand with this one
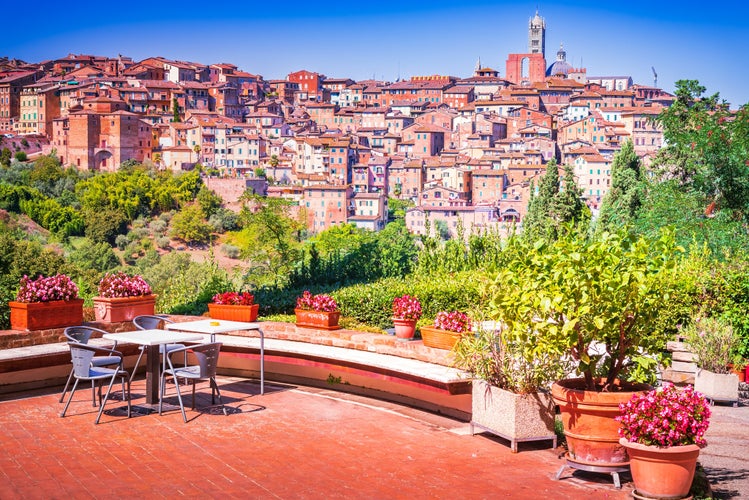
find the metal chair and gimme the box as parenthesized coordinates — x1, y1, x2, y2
(159, 342, 227, 422)
(60, 326, 123, 404)
(130, 315, 184, 382)
(60, 343, 132, 424)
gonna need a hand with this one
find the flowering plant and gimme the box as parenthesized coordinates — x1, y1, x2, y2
(617, 383, 711, 448)
(212, 291, 254, 306)
(16, 274, 79, 303)
(682, 316, 741, 374)
(97, 272, 152, 298)
(296, 290, 339, 313)
(392, 294, 422, 321)
(434, 311, 471, 333)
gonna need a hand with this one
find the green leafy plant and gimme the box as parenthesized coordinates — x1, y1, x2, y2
(487, 229, 681, 391)
(682, 316, 741, 374)
(453, 324, 573, 394)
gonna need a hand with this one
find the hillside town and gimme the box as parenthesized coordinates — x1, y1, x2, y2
(0, 11, 677, 237)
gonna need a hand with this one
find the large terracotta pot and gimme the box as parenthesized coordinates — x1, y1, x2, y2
(420, 326, 462, 349)
(93, 295, 157, 323)
(295, 308, 341, 330)
(392, 318, 417, 340)
(9, 299, 84, 331)
(620, 438, 700, 499)
(552, 378, 651, 467)
(208, 303, 259, 322)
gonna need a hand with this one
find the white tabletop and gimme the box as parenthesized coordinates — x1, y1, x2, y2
(165, 319, 261, 334)
(103, 329, 203, 346)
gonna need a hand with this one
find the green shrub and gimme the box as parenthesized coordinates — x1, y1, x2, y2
(221, 244, 240, 259)
(155, 236, 171, 249)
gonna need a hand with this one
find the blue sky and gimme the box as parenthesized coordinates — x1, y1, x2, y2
(4, 1, 748, 107)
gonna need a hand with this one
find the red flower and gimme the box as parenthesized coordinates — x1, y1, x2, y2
(212, 291, 254, 306)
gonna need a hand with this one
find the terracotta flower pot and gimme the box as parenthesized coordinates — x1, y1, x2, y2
(93, 295, 157, 323)
(620, 438, 700, 499)
(392, 318, 417, 340)
(9, 299, 84, 331)
(295, 309, 341, 330)
(552, 378, 651, 467)
(208, 303, 259, 322)
(420, 325, 462, 349)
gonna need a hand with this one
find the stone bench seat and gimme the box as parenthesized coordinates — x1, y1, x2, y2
(0, 317, 472, 419)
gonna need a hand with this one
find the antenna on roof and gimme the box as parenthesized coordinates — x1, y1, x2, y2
(651, 66, 658, 88)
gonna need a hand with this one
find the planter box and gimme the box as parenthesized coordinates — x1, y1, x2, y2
(295, 309, 341, 330)
(470, 380, 557, 453)
(208, 303, 259, 322)
(93, 295, 157, 323)
(9, 299, 84, 331)
(420, 326, 462, 350)
(694, 368, 739, 406)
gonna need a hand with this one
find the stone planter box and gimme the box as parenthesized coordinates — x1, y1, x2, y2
(9, 299, 84, 331)
(208, 303, 259, 322)
(694, 368, 739, 406)
(295, 309, 341, 330)
(93, 295, 157, 323)
(470, 379, 557, 452)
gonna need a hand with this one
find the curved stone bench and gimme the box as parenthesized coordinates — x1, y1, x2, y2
(0, 317, 472, 420)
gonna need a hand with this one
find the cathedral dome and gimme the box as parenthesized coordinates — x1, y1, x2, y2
(546, 43, 574, 77)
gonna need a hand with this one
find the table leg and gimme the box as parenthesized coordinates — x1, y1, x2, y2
(145, 345, 160, 405)
(259, 328, 264, 395)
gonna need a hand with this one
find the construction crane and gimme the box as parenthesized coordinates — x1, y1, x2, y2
(652, 66, 658, 88)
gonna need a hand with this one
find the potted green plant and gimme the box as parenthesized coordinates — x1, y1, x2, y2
(488, 229, 680, 466)
(9, 274, 83, 331)
(391, 294, 422, 340)
(208, 291, 259, 322)
(295, 290, 341, 330)
(454, 322, 573, 452)
(617, 383, 711, 499)
(421, 310, 472, 349)
(683, 315, 741, 405)
(93, 272, 156, 323)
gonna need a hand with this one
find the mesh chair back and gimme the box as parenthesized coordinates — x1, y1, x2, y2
(133, 315, 173, 330)
(69, 343, 98, 378)
(64, 326, 108, 344)
(191, 343, 222, 378)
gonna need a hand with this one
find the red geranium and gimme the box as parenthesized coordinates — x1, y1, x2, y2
(434, 311, 471, 333)
(212, 291, 255, 306)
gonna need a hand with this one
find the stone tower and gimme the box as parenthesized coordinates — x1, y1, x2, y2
(528, 9, 546, 57)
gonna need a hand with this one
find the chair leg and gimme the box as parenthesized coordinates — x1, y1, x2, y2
(129, 347, 145, 383)
(173, 375, 187, 423)
(61, 379, 81, 417)
(59, 368, 75, 403)
(96, 370, 123, 424)
(210, 377, 227, 416)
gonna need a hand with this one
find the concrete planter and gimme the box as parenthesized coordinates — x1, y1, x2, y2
(93, 295, 156, 323)
(694, 368, 739, 406)
(470, 379, 557, 452)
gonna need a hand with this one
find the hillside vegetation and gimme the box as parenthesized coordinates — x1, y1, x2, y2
(0, 81, 748, 365)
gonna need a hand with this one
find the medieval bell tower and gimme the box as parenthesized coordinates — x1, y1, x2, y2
(528, 10, 546, 57)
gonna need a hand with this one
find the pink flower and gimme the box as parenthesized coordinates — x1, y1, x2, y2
(296, 291, 339, 313)
(617, 383, 711, 448)
(434, 311, 472, 333)
(392, 295, 422, 321)
(16, 274, 80, 303)
(98, 272, 152, 298)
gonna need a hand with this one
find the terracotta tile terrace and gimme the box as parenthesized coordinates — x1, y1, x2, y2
(1, 318, 746, 497)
